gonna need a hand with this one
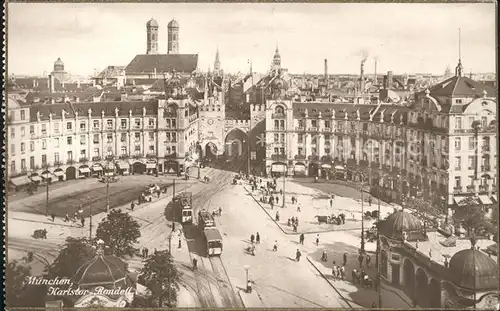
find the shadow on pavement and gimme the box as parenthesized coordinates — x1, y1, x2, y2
(182, 223, 207, 257)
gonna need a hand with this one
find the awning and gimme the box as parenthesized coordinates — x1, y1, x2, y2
(41, 172, 53, 179)
(334, 165, 345, 170)
(453, 196, 469, 206)
(322, 164, 332, 169)
(294, 164, 306, 171)
(271, 164, 287, 173)
(92, 165, 103, 171)
(10, 175, 32, 187)
(491, 195, 498, 203)
(479, 195, 493, 205)
(146, 163, 157, 169)
(79, 167, 91, 173)
(117, 162, 130, 169)
(30, 175, 42, 182)
(53, 170, 64, 177)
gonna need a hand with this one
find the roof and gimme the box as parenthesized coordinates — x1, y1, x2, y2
(72, 254, 129, 287)
(204, 228, 222, 241)
(379, 210, 423, 240)
(424, 75, 497, 97)
(146, 18, 159, 27)
(449, 248, 498, 290)
(125, 54, 198, 75)
(54, 57, 64, 66)
(168, 19, 179, 28)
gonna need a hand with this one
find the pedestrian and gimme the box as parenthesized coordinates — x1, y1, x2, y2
(295, 217, 299, 226)
(287, 218, 291, 226)
(352, 269, 357, 284)
(293, 224, 297, 232)
(358, 253, 364, 268)
(299, 233, 304, 245)
(157, 190, 160, 198)
(270, 201, 274, 210)
(144, 247, 149, 258)
(178, 237, 182, 248)
(219, 207, 222, 216)
(368, 196, 372, 206)
(276, 196, 279, 205)
(154, 248, 158, 254)
(81, 217, 85, 227)
(297, 205, 301, 212)
(51, 214, 56, 222)
(343, 252, 348, 266)
(256, 232, 260, 244)
(64, 213, 69, 222)
(366, 254, 371, 268)
(273, 240, 278, 251)
(212, 211, 217, 218)
(332, 262, 338, 280)
(372, 302, 376, 308)
(250, 234, 255, 244)
(291, 216, 295, 224)
(315, 234, 320, 246)
(321, 250, 328, 261)
(275, 211, 280, 222)
(131, 202, 135, 211)
(295, 249, 302, 262)
(329, 199, 333, 208)
(340, 264, 346, 280)
(192, 257, 198, 271)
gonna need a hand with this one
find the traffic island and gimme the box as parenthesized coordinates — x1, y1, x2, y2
(238, 288, 265, 308)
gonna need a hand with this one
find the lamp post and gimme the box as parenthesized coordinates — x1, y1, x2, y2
(43, 163, 50, 216)
(376, 173, 390, 309)
(243, 138, 251, 177)
(355, 169, 366, 253)
(244, 265, 250, 292)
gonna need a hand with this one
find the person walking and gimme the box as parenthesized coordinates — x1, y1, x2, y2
(192, 258, 198, 271)
(297, 204, 301, 212)
(81, 217, 85, 227)
(329, 199, 333, 208)
(51, 214, 56, 222)
(299, 233, 304, 245)
(332, 261, 338, 280)
(273, 240, 278, 251)
(368, 196, 372, 206)
(144, 247, 149, 258)
(316, 234, 320, 246)
(64, 213, 69, 222)
(131, 202, 135, 211)
(295, 249, 302, 262)
(275, 211, 280, 222)
(358, 253, 364, 268)
(366, 254, 371, 268)
(275, 196, 279, 205)
(340, 264, 346, 280)
(343, 252, 348, 266)
(250, 234, 255, 244)
(219, 207, 222, 216)
(178, 237, 182, 248)
(256, 232, 260, 244)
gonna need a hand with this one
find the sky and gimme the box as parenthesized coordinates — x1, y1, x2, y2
(7, 2, 497, 77)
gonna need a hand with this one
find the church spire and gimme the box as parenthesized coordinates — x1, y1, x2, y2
(271, 43, 281, 71)
(455, 28, 463, 77)
(214, 47, 221, 76)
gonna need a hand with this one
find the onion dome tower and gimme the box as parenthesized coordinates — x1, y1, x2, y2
(167, 19, 180, 54)
(146, 18, 159, 55)
(379, 210, 424, 241)
(53, 58, 65, 72)
(271, 45, 281, 71)
(449, 247, 498, 291)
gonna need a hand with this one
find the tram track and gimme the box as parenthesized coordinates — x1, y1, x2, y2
(209, 256, 243, 307)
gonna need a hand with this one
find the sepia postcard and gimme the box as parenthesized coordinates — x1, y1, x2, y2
(3, 1, 499, 309)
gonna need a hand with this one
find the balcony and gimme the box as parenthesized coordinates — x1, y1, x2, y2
(119, 154, 129, 160)
(164, 153, 177, 159)
(466, 185, 475, 193)
(295, 154, 306, 160)
(359, 160, 369, 168)
(482, 145, 490, 152)
(271, 154, 287, 161)
(271, 113, 286, 119)
(54, 160, 63, 167)
(481, 165, 491, 172)
(79, 157, 88, 163)
(133, 154, 144, 159)
(453, 186, 462, 194)
(308, 155, 319, 162)
(105, 155, 115, 161)
(92, 156, 101, 161)
(308, 127, 318, 132)
(120, 126, 127, 130)
(146, 153, 157, 159)
(371, 161, 380, 169)
(273, 127, 285, 131)
(322, 127, 331, 132)
(66, 159, 75, 165)
(295, 127, 305, 132)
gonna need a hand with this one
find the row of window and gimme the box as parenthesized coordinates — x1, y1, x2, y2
(454, 155, 491, 171)
(454, 136, 491, 151)
(453, 176, 492, 188)
(454, 116, 489, 130)
(11, 118, 178, 138)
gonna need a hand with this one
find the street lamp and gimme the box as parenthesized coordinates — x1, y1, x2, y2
(354, 169, 366, 253)
(242, 138, 251, 177)
(375, 173, 390, 309)
(244, 265, 250, 293)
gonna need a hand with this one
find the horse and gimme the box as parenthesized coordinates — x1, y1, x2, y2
(315, 215, 328, 224)
(32, 229, 47, 239)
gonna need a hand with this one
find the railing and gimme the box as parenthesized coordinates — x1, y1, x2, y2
(120, 126, 127, 130)
(92, 156, 101, 161)
(273, 127, 285, 131)
(479, 185, 489, 192)
(164, 153, 177, 159)
(79, 157, 88, 163)
(66, 159, 75, 165)
(466, 185, 475, 192)
(54, 160, 63, 166)
(308, 155, 319, 162)
(294, 154, 306, 160)
(295, 127, 305, 131)
(271, 154, 287, 161)
(271, 113, 286, 119)
(481, 165, 491, 172)
(105, 155, 115, 161)
(119, 154, 129, 160)
(453, 186, 462, 194)
(322, 127, 331, 132)
(308, 127, 318, 132)
(133, 154, 143, 159)
(146, 153, 157, 159)
(482, 145, 490, 152)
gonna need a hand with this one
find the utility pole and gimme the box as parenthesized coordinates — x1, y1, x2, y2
(89, 201, 93, 240)
(376, 175, 386, 309)
(173, 178, 176, 198)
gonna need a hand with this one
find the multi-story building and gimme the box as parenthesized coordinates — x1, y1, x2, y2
(263, 58, 497, 213)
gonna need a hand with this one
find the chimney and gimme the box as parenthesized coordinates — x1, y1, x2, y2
(324, 59, 328, 89)
(387, 71, 393, 89)
(77, 80, 81, 88)
(49, 74, 55, 93)
(32, 79, 36, 89)
(360, 62, 365, 94)
(383, 75, 388, 89)
(92, 79, 96, 87)
(374, 60, 377, 86)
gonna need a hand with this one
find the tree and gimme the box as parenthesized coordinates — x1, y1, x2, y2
(405, 196, 443, 218)
(46, 237, 95, 278)
(6, 261, 46, 307)
(140, 250, 180, 307)
(452, 197, 487, 237)
(96, 209, 141, 257)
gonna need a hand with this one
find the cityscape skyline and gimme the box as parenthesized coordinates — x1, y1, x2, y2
(7, 3, 496, 77)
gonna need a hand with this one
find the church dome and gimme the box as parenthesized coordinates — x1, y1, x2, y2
(168, 19, 179, 28)
(146, 18, 159, 27)
(449, 248, 498, 290)
(54, 58, 65, 71)
(72, 253, 132, 288)
(379, 210, 422, 239)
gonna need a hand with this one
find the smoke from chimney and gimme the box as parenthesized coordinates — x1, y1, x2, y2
(324, 59, 328, 89)
(360, 62, 365, 94)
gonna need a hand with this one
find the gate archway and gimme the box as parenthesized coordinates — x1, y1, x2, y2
(224, 128, 248, 158)
(205, 142, 218, 160)
(416, 268, 429, 307)
(132, 162, 146, 175)
(308, 162, 319, 177)
(65, 167, 76, 180)
(403, 259, 415, 299)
